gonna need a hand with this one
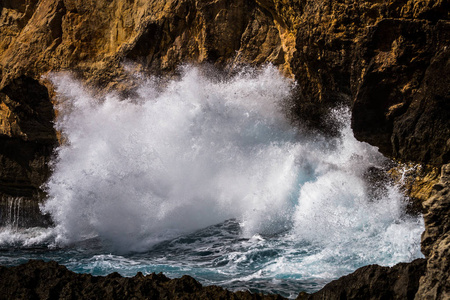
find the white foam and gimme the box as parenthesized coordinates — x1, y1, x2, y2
(43, 66, 300, 252)
(0, 226, 56, 247)
(41, 65, 423, 268)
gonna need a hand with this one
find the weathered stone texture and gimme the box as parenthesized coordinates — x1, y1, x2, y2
(0, 260, 285, 300)
(416, 164, 450, 300)
(1, 0, 448, 172)
(353, 19, 450, 165)
(298, 258, 427, 300)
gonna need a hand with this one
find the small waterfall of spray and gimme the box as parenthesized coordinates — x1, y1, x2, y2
(7, 197, 22, 229)
(0, 197, 55, 247)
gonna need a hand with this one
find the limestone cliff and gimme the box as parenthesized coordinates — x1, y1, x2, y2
(417, 164, 450, 299)
(0, 0, 449, 298)
(1, 1, 448, 199)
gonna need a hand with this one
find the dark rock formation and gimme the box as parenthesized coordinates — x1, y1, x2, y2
(0, 76, 57, 197)
(352, 19, 450, 166)
(285, 0, 450, 165)
(298, 258, 426, 300)
(0, 259, 430, 300)
(0, 260, 285, 300)
(416, 164, 450, 299)
(0, 76, 56, 226)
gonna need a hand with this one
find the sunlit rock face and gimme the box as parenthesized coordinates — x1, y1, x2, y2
(0, 0, 448, 166)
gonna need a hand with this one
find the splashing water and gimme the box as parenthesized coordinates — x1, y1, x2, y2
(0, 65, 423, 297)
(7, 197, 22, 229)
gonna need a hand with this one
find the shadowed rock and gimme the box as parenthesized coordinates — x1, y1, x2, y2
(416, 164, 450, 299)
(0, 260, 285, 300)
(298, 259, 426, 300)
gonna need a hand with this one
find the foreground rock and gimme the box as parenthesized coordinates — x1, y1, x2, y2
(0, 259, 429, 300)
(0, 260, 285, 300)
(297, 259, 426, 300)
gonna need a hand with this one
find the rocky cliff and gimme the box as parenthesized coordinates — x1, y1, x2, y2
(0, 0, 449, 299)
(416, 164, 450, 299)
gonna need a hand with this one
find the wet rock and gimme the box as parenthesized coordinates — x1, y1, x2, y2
(388, 165, 441, 209)
(416, 164, 450, 299)
(0, 196, 52, 227)
(298, 258, 427, 300)
(0, 260, 285, 300)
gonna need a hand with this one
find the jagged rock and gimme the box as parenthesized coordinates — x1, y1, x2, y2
(352, 19, 450, 165)
(0, 76, 56, 200)
(298, 259, 427, 300)
(0, 0, 291, 90)
(0, 260, 285, 300)
(388, 164, 441, 213)
(416, 164, 450, 299)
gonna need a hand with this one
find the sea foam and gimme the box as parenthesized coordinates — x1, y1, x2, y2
(40, 65, 422, 265)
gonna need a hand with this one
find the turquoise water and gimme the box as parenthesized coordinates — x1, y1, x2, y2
(0, 216, 423, 298)
(0, 66, 424, 298)
(1, 220, 329, 297)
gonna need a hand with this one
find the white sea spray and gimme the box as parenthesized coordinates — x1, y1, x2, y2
(0, 65, 423, 296)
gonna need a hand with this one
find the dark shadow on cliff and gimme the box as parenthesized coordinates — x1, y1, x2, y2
(0, 76, 57, 227)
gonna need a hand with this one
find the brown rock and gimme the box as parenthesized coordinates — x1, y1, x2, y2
(0, 260, 285, 300)
(352, 19, 450, 165)
(416, 164, 450, 299)
(388, 164, 440, 214)
(299, 259, 427, 300)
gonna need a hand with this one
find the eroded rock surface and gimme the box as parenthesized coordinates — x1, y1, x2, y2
(0, 260, 285, 300)
(416, 164, 450, 300)
(0, 0, 448, 195)
(352, 19, 450, 165)
(298, 258, 426, 300)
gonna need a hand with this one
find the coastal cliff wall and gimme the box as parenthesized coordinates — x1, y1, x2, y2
(0, 0, 448, 198)
(0, 0, 448, 298)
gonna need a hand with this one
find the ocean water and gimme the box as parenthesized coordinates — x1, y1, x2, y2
(0, 66, 423, 298)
